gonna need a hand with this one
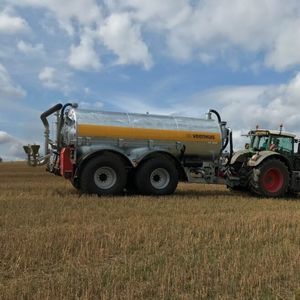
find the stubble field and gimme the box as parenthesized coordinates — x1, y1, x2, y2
(0, 162, 299, 299)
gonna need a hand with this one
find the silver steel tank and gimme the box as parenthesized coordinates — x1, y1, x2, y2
(62, 107, 223, 160)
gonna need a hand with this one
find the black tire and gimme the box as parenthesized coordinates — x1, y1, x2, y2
(70, 178, 80, 190)
(80, 154, 127, 196)
(250, 159, 289, 197)
(227, 185, 248, 192)
(135, 157, 178, 195)
(125, 170, 137, 195)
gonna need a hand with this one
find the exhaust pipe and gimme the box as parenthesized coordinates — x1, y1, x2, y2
(24, 103, 63, 166)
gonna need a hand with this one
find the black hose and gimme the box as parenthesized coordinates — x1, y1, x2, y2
(226, 130, 234, 167)
(209, 109, 222, 123)
(40, 103, 63, 128)
(222, 137, 229, 151)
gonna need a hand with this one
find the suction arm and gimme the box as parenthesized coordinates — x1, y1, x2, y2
(40, 103, 63, 130)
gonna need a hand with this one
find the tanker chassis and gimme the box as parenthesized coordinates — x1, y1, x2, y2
(24, 103, 233, 196)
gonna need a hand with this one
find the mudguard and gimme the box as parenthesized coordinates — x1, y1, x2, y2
(247, 151, 289, 168)
(230, 149, 250, 165)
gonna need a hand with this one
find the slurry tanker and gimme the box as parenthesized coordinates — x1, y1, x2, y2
(24, 103, 300, 197)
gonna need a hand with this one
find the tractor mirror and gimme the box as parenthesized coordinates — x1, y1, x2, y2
(298, 143, 300, 154)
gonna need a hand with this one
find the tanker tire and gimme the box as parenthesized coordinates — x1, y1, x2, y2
(135, 157, 178, 195)
(250, 159, 289, 197)
(81, 154, 127, 196)
(125, 170, 137, 195)
(70, 178, 80, 190)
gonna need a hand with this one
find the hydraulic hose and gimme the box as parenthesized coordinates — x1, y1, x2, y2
(226, 129, 234, 167)
(209, 109, 222, 123)
(209, 109, 229, 152)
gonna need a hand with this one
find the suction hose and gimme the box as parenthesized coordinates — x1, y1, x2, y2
(40, 103, 63, 156)
(209, 109, 233, 166)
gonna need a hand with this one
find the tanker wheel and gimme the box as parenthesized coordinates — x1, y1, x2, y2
(250, 159, 289, 197)
(135, 157, 178, 195)
(80, 154, 127, 196)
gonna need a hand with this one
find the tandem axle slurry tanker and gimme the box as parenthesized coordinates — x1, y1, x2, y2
(24, 103, 300, 197)
(24, 103, 233, 196)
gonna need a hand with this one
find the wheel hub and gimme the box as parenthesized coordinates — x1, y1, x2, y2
(262, 168, 284, 193)
(150, 168, 170, 190)
(94, 167, 117, 189)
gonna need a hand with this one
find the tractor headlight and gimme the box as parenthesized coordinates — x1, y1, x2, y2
(251, 153, 261, 161)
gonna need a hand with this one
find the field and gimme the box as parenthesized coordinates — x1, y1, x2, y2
(0, 162, 299, 299)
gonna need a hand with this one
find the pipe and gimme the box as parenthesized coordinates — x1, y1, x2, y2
(40, 103, 63, 159)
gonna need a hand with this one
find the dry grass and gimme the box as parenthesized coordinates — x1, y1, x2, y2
(0, 162, 299, 299)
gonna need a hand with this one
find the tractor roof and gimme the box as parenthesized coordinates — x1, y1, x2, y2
(248, 129, 296, 138)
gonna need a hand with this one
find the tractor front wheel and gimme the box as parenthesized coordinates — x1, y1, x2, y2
(250, 159, 289, 197)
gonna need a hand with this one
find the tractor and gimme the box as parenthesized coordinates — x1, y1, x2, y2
(227, 128, 300, 197)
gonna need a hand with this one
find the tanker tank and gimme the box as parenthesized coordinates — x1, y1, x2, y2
(62, 107, 223, 160)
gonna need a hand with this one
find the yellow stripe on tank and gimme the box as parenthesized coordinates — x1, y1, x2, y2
(78, 124, 221, 143)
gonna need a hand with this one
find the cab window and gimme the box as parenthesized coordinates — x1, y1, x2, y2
(270, 136, 293, 153)
(251, 135, 269, 151)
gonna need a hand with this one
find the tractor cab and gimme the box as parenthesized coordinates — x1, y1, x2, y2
(247, 129, 296, 155)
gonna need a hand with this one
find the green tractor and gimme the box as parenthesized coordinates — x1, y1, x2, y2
(227, 128, 300, 197)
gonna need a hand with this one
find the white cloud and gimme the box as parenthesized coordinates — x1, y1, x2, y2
(171, 72, 300, 139)
(99, 13, 153, 69)
(0, 63, 26, 98)
(78, 101, 104, 109)
(68, 32, 101, 71)
(265, 20, 300, 71)
(104, 0, 300, 71)
(0, 131, 14, 144)
(17, 40, 45, 55)
(38, 66, 71, 93)
(9, 0, 102, 35)
(6, 0, 300, 71)
(106, 0, 191, 29)
(0, 131, 24, 161)
(38, 67, 56, 88)
(0, 7, 29, 34)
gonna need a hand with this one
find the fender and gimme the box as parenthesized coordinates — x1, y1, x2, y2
(74, 145, 134, 179)
(247, 151, 292, 169)
(129, 147, 187, 181)
(230, 149, 250, 165)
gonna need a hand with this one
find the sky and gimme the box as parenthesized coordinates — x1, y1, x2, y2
(1, 0, 300, 160)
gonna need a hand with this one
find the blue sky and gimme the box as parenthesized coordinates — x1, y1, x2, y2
(1, 0, 300, 160)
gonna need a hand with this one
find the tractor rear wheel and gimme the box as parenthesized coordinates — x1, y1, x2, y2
(135, 157, 178, 195)
(81, 154, 127, 196)
(250, 159, 289, 197)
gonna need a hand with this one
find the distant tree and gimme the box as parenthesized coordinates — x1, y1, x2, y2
(0, 157, 2, 163)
